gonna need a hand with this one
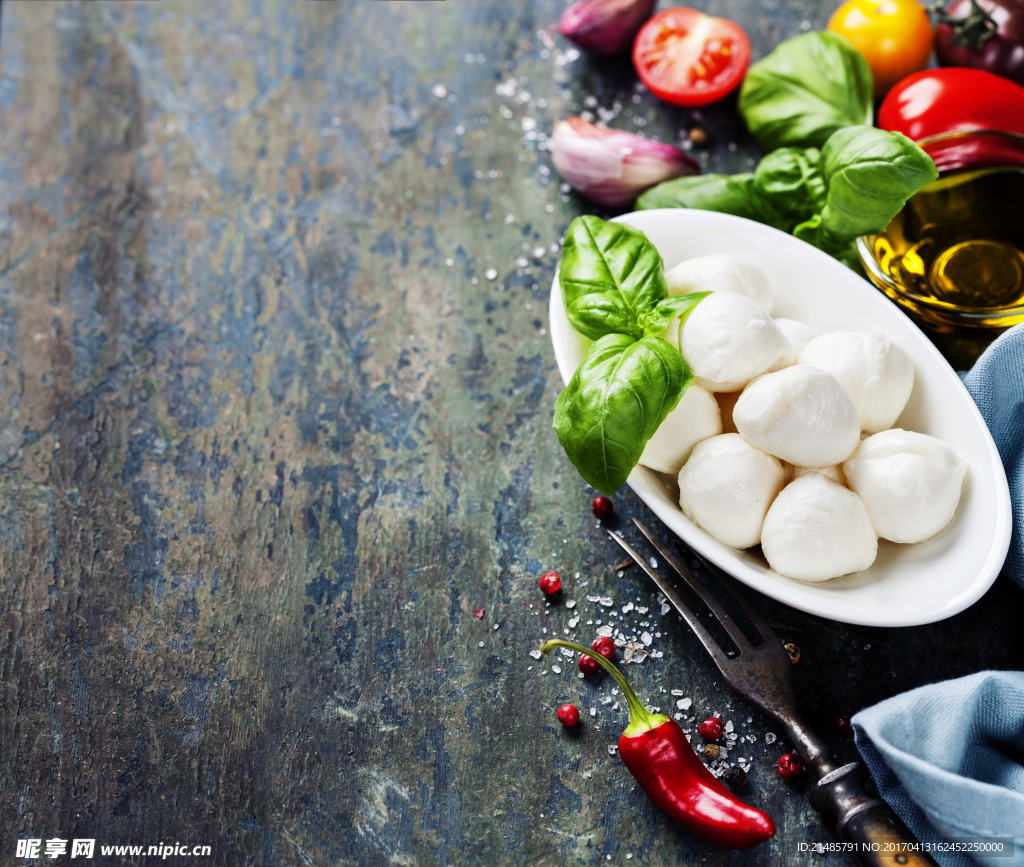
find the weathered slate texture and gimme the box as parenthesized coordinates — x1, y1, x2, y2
(0, 2, 1021, 866)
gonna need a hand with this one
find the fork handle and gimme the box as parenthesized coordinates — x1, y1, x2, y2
(810, 762, 940, 867)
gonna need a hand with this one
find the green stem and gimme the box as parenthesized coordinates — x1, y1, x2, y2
(540, 639, 669, 736)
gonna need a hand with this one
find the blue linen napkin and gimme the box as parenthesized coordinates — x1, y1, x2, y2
(852, 671, 1024, 867)
(963, 323, 1024, 589)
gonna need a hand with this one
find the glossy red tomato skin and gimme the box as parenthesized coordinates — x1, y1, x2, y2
(632, 7, 752, 108)
(935, 0, 1024, 86)
(879, 68, 1024, 171)
(879, 67, 1024, 140)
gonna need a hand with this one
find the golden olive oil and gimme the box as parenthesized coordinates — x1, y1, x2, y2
(873, 168, 1024, 319)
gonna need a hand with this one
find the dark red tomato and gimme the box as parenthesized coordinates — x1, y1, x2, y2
(935, 0, 1024, 86)
(632, 7, 751, 107)
(879, 67, 1024, 170)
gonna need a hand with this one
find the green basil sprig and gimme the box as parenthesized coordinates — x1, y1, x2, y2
(559, 216, 707, 339)
(637, 126, 937, 268)
(553, 334, 693, 496)
(792, 126, 939, 261)
(638, 147, 825, 233)
(554, 216, 708, 493)
(738, 32, 873, 152)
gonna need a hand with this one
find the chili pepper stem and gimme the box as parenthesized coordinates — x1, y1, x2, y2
(539, 639, 670, 736)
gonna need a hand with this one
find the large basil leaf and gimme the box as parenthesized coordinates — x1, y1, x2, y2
(793, 125, 938, 253)
(553, 334, 691, 495)
(739, 32, 872, 152)
(559, 216, 667, 340)
(752, 147, 826, 223)
(637, 174, 760, 220)
(637, 148, 825, 233)
(635, 127, 936, 270)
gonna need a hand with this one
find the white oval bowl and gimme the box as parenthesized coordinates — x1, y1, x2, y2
(549, 209, 1011, 627)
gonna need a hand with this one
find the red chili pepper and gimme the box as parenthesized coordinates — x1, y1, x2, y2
(540, 639, 775, 849)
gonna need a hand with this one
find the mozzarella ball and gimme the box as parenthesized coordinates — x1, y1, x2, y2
(761, 473, 878, 582)
(799, 331, 914, 434)
(774, 318, 819, 360)
(639, 384, 722, 475)
(680, 292, 792, 392)
(716, 390, 741, 434)
(733, 365, 861, 467)
(665, 254, 775, 314)
(678, 434, 786, 549)
(843, 429, 968, 543)
(791, 463, 848, 487)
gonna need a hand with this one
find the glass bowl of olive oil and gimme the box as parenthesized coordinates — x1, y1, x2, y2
(858, 134, 1024, 367)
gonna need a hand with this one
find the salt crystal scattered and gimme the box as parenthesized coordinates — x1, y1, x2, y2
(568, 617, 579, 628)
(765, 732, 777, 744)
(641, 632, 653, 646)
(607, 745, 618, 755)
(566, 600, 576, 609)
(485, 269, 498, 280)
(671, 689, 684, 696)
(478, 641, 485, 647)
(560, 648, 575, 658)
(596, 625, 613, 638)
(432, 84, 448, 98)
(552, 665, 561, 674)
(676, 698, 691, 710)
(590, 707, 597, 717)
(621, 602, 634, 614)
(725, 720, 734, 733)
(649, 557, 658, 569)
(529, 650, 542, 660)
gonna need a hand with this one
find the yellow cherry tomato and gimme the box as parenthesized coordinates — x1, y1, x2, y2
(828, 0, 934, 97)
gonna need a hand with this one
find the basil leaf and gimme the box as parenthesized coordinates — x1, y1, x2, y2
(793, 125, 939, 250)
(553, 334, 691, 495)
(560, 216, 667, 340)
(637, 150, 824, 233)
(637, 174, 760, 219)
(739, 32, 872, 151)
(752, 147, 826, 224)
(640, 292, 710, 336)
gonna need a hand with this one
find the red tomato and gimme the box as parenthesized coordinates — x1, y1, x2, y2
(879, 67, 1024, 170)
(632, 7, 751, 107)
(879, 67, 1024, 139)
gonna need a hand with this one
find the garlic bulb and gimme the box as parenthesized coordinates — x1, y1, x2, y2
(551, 116, 699, 208)
(557, 0, 656, 56)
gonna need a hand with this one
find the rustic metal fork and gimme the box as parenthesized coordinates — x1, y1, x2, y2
(610, 518, 939, 867)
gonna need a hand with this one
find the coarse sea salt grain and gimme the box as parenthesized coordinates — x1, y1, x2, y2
(530, 649, 542, 660)
(765, 732, 778, 744)
(560, 648, 574, 658)
(676, 698, 692, 710)
(551, 665, 561, 674)
(607, 745, 618, 755)
(566, 600, 576, 609)
(590, 707, 597, 717)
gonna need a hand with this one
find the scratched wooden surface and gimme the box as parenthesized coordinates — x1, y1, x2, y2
(0, 1, 1022, 865)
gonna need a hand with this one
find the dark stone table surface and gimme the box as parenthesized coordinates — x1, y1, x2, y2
(1, 1, 1021, 865)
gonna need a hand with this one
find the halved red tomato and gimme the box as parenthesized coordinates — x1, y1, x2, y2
(632, 7, 751, 107)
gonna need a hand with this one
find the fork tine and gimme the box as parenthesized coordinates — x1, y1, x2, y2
(682, 543, 777, 648)
(606, 531, 732, 673)
(632, 519, 754, 652)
